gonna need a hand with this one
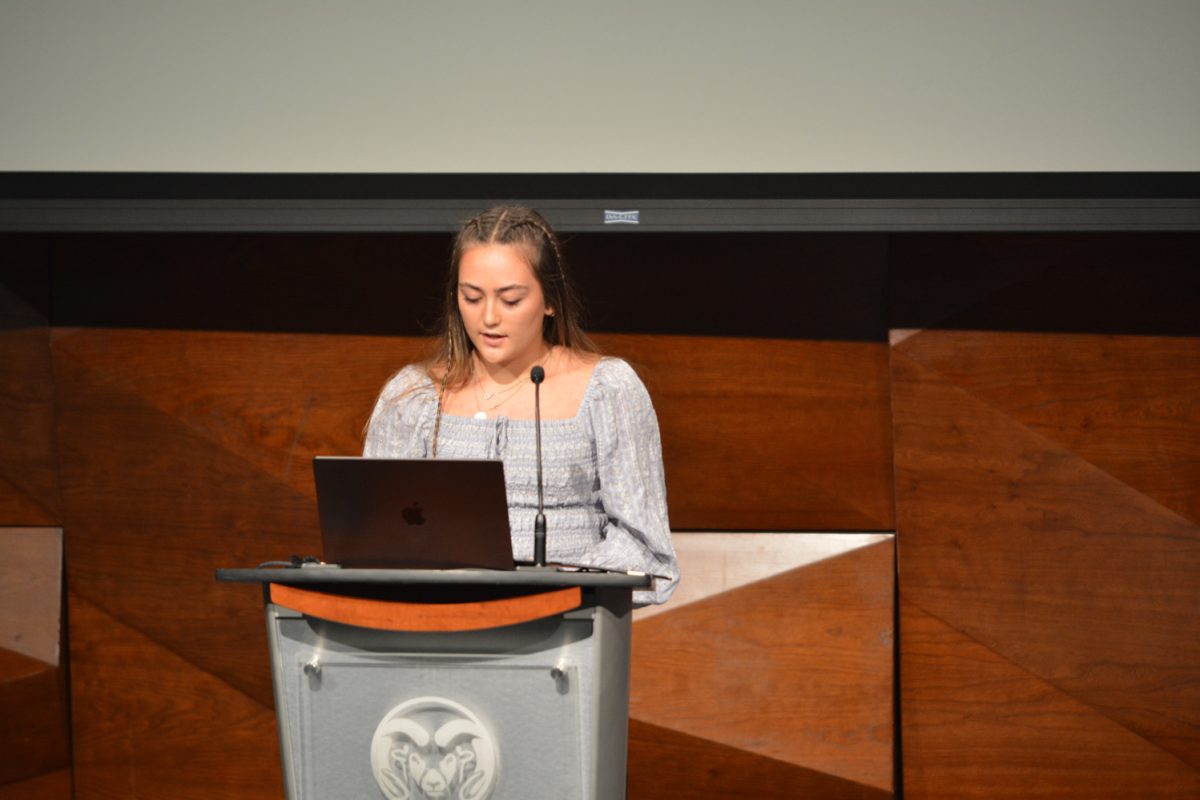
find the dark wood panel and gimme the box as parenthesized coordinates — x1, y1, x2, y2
(0, 648, 69, 787)
(49, 232, 891, 342)
(0, 769, 72, 800)
(50, 233, 449, 335)
(68, 593, 281, 800)
(897, 330, 1200, 525)
(631, 540, 893, 791)
(628, 719, 891, 800)
(901, 600, 1200, 799)
(0, 240, 60, 522)
(573, 233, 889, 341)
(892, 346, 1200, 772)
(890, 233, 1200, 338)
(601, 334, 895, 530)
(0, 235, 51, 322)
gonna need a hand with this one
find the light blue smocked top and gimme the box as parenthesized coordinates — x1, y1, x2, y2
(363, 357, 679, 605)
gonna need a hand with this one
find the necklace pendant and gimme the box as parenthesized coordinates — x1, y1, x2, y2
(473, 411, 488, 420)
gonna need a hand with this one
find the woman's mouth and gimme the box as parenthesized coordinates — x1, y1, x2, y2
(480, 333, 506, 347)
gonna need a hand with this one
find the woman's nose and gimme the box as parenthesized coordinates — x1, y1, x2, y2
(482, 298, 500, 326)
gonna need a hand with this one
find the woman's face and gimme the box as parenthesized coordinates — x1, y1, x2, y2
(457, 243, 552, 372)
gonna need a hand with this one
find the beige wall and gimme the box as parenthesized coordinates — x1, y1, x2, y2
(1, 0, 1198, 173)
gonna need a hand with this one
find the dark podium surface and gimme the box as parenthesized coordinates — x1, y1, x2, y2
(216, 564, 652, 589)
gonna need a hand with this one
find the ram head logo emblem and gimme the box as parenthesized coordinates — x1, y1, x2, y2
(370, 697, 498, 800)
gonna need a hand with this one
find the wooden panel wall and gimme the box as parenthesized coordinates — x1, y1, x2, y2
(13, 227, 1198, 798)
(36, 232, 895, 798)
(892, 234, 1200, 798)
(0, 237, 72, 800)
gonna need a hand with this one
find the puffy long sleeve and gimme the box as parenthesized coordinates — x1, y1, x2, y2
(584, 359, 680, 605)
(363, 365, 439, 458)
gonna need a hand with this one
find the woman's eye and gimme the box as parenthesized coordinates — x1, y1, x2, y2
(462, 295, 481, 304)
(503, 298, 521, 308)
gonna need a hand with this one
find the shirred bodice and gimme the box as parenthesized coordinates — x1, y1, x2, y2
(363, 358, 679, 605)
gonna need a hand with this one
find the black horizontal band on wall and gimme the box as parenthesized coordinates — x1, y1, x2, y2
(1, 172, 1198, 232)
(4, 172, 1200, 200)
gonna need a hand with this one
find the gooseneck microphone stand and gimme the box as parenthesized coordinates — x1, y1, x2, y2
(530, 365, 547, 566)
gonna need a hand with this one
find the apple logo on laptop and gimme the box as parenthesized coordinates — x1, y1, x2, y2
(402, 502, 425, 526)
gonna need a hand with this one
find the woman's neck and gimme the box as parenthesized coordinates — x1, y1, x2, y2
(472, 346, 555, 388)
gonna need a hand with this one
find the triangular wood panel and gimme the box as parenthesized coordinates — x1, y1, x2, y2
(629, 719, 892, 800)
(0, 646, 69, 789)
(901, 600, 1200, 799)
(897, 329, 1200, 526)
(0, 769, 72, 800)
(51, 326, 431, 498)
(0, 475, 57, 527)
(68, 593, 282, 799)
(631, 540, 893, 792)
(52, 345, 318, 707)
(892, 346, 1200, 773)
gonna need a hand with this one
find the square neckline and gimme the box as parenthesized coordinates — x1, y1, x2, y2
(438, 357, 606, 426)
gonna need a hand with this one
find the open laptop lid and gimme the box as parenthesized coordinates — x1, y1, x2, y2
(313, 457, 514, 570)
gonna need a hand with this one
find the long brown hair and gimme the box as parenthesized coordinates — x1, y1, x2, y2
(431, 205, 599, 391)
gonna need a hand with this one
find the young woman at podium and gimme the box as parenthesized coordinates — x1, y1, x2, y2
(363, 206, 679, 605)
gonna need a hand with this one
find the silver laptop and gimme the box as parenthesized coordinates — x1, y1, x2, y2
(312, 457, 514, 570)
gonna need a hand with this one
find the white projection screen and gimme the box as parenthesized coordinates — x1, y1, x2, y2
(2, 0, 1199, 175)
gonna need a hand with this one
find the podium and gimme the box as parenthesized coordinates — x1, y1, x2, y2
(217, 567, 650, 800)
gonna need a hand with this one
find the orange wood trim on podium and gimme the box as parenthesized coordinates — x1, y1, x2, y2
(268, 583, 583, 632)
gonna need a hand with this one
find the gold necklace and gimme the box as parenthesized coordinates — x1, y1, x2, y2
(470, 349, 555, 419)
(473, 378, 524, 419)
(479, 378, 523, 401)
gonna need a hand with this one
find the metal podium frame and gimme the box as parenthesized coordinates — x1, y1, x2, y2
(217, 566, 649, 800)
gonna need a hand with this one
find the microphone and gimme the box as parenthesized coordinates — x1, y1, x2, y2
(530, 365, 546, 566)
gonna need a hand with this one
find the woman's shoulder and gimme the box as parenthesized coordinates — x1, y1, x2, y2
(584, 356, 655, 411)
(591, 356, 646, 390)
(377, 363, 438, 404)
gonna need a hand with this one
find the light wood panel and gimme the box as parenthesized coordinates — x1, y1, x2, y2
(631, 539, 894, 793)
(0, 528, 62, 667)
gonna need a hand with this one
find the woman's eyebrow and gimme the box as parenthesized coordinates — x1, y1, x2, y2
(459, 282, 529, 294)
